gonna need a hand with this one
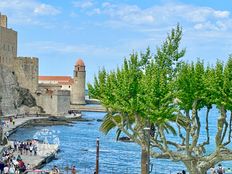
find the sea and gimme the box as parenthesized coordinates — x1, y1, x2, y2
(9, 110, 232, 174)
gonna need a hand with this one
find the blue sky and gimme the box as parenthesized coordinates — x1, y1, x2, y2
(0, 0, 232, 84)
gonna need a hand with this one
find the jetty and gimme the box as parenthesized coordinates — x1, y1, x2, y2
(9, 141, 59, 169)
(70, 104, 106, 112)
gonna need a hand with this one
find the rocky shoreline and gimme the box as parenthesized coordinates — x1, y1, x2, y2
(22, 115, 94, 127)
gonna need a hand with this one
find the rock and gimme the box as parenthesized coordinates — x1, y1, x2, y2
(0, 64, 40, 116)
(118, 136, 132, 142)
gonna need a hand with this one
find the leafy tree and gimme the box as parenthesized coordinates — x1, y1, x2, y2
(88, 25, 185, 174)
(88, 25, 232, 174)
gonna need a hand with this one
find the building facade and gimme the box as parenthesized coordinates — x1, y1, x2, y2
(38, 58, 86, 105)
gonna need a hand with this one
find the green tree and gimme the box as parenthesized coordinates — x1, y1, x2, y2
(88, 25, 185, 174)
(88, 25, 232, 174)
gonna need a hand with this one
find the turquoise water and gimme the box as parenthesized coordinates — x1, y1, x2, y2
(9, 111, 232, 174)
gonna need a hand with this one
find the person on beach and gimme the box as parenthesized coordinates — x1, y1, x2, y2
(13, 141, 17, 151)
(29, 145, 33, 156)
(19, 143, 23, 155)
(33, 144, 37, 156)
(27, 163, 31, 170)
(71, 165, 76, 174)
(12, 157, 18, 167)
(3, 164, 9, 174)
(0, 160, 4, 174)
(210, 166, 216, 174)
(217, 164, 225, 174)
(227, 168, 232, 173)
(14, 169, 19, 174)
(16, 155, 21, 161)
(8, 164, 15, 174)
(26, 142, 30, 155)
(51, 166, 59, 174)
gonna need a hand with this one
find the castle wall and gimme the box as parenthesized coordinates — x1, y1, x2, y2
(37, 91, 57, 115)
(37, 88, 70, 116)
(14, 57, 39, 93)
(0, 15, 7, 28)
(57, 90, 70, 115)
(0, 26, 17, 68)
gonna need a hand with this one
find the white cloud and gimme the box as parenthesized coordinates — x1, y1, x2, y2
(72, 0, 94, 9)
(34, 4, 60, 16)
(194, 22, 220, 31)
(0, 0, 60, 26)
(83, 2, 232, 32)
(100, 3, 155, 25)
(214, 11, 230, 18)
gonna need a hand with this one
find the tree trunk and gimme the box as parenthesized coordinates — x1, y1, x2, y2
(183, 161, 207, 174)
(141, 146, 149, 174)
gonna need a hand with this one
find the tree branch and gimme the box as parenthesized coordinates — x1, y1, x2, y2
(200, 107, 210, 146)
(190, 100, 201, 152)
(223, 111, 232, 146)
(215, 106, 226, 146)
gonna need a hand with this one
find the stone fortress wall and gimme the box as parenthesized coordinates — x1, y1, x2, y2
(14, 57, 39, 94)
(0, 13, 86, 116)
(0, 13, 37, 95)
(36, 89, 70, 116)
(36, 83, 71, 116)
(0, 14, 17, 69)
(0, 14, 7, 28)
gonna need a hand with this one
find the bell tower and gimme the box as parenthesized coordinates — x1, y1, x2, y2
(71, 58, 86, 104)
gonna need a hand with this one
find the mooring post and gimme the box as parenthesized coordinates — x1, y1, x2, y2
(96, 137, 99, 174)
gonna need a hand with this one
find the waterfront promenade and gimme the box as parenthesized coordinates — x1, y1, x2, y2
(3, 116, 48, 136)
(0, 115, 61, 170)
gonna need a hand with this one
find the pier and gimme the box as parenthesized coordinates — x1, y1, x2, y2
(70, 104, 106, 112)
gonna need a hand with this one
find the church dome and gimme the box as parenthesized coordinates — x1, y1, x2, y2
(75, 59, 85, 66)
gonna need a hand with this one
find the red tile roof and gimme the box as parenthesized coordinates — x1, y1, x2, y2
(76, 58, 85, 66)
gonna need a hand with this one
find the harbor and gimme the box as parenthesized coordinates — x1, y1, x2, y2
(0, 114, 83, 173)
(8, 112, 184, 174)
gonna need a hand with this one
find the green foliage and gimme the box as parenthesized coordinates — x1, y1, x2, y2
(88, 24, 232, 173)
(88, 25, 185, 124)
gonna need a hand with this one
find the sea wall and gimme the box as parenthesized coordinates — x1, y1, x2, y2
(37, 90, 70, 116)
